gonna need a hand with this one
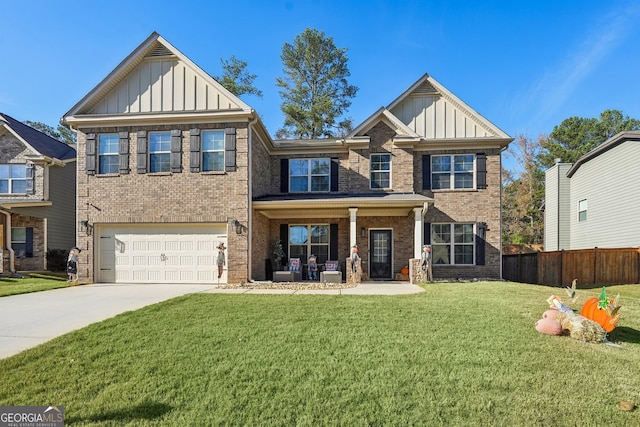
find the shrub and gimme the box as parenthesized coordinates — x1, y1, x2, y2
(46, 248, 69, 272)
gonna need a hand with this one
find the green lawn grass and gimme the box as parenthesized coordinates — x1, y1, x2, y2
(0, 272, 70, 297)
(1, 281, 639, 426)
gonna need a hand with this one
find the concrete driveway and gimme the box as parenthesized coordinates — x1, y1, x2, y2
(0, 281, 424, 359)
(0, 283, 216, 359)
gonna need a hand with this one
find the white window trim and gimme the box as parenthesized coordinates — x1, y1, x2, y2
(289, 224, 330, 263)
(98, 134, 119, 174)
(289, 158, 331, 193)
(431, 154, 476, 190)
(201, 130, 225, 172)
(0, 163, 28, 194)
(149, 131, 171, 173)
(431, 222, 475, 265)
(578, 199, 588, 222)
(370, 153, 392, 190)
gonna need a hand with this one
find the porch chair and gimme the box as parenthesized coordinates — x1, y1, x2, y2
(320, 260, 342, 283)
(288, 258, 301, 281)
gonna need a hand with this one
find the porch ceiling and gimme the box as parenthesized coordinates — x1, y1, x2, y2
(253, 193, 433, 219)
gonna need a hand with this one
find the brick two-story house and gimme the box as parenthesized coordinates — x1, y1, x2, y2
(1, 114, 77, 272)
(64, 32, 512, 284)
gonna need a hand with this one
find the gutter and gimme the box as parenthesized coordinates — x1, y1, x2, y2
(0, 209, 15, 273)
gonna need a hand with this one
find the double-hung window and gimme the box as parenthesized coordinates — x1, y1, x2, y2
(202, 130, 225, 172)
(98, 134, 119, 174)
(0, 164, 27, 194)
(149, 132, 171, 173)
(431, 223, 474, 265)
(289, 158, 330, 192)
(370, 154, 391, 189)
(578, 199, 588, 222)
(432, 154, 474, 189)
(289, 224, 330, 263)
(11, 227, 32, 258)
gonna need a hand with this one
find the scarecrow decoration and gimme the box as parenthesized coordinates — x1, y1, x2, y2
(216, 242, 226, 280)
(534, 284, 622, 345)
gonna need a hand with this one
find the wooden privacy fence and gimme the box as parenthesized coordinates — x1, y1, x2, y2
(503, 247, 640, 287)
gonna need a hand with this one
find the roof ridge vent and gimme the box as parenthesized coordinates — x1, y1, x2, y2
(146, 44, 174, 58)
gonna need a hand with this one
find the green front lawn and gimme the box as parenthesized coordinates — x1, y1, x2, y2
(0, 272, 71, 297)
(1, 282, 639, 426)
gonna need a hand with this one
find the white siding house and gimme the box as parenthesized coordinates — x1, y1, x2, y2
(544, 131, 640, 250)
(544, 162, 571, 250)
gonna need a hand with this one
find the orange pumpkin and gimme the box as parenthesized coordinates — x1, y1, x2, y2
(400, 267, 409, 275)
(535, 318, 562, 335)
(580, 297, 618, 333)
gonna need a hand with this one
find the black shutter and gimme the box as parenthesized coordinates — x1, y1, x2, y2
(225, 127, 236, 172)
(476, 222, 486, 265)
(136, 131, 147, 174)
(476, 153, 487, 189)
(422, 154, 431, 190)
(25, 227, 33, 258)
(189, 128, 201, 172)
(280, 224, 289, 264)
(25, 162, 35, 194)
(171, 129, 182, 173)
(330, 224, 339, 260)
(330, 158, 339, 192)
(280, 159, 289, 193)
(118, 131, 129, 174)
(424, 222, 431, 245)
(86, 133, 96, 175)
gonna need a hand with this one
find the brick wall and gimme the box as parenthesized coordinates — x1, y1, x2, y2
(76, 122, 250, 283)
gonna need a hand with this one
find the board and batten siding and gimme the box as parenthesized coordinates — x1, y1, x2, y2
(544, 163, 571, 251)
(90, 59, 239, 115)
(390, 95, 492, 139)
(569, 140, 640, 249)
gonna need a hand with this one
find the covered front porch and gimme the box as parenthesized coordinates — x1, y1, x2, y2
(251, 192, 433, 282)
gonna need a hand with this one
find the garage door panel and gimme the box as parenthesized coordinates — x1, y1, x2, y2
(99, 224, 226, 284)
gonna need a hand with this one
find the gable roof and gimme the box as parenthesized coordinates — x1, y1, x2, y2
(566, 131, 640, 178)
(64, 32, 253, 126)
(347, 73, 512, 148)
(0, 113, 76, 161)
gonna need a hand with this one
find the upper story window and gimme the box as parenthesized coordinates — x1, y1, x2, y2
(578, 199, 588, 222)
(431, 223, 474, 265)
(149, 132, 171, 173)
(289, 158, 330, 192)
(370, 154, 391, 189)
(98, 134, 119, 174)
(202, 130, 225, 172)
(0, 164, 32, 194)
(432, 154, 474, 190)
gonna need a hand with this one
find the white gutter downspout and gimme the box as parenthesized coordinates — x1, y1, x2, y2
(247, 113, 258, 282)
(0, 209, 15, 273)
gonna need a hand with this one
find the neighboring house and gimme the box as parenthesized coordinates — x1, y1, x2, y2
(545, 131, 640, 251)
(0, 114, 77, 272)
(64, 32, 512, 284)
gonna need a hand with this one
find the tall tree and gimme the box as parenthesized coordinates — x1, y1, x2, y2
(214, 55, 263, 98)
(276, 28, 358, 139)
(24, 121, 76, 145)
(502, 134, 546, 245)
(537, 109, 640, 168)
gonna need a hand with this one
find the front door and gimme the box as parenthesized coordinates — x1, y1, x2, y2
(369, 229, 392, 279)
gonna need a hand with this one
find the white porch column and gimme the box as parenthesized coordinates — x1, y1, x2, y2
(349, 208, 358, 248)
(413, 207, 423, 258)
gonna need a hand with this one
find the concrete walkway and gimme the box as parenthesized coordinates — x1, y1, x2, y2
(0, 281, 423, 359)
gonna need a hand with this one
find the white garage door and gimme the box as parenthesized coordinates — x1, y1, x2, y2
(98, 224, 227, 283)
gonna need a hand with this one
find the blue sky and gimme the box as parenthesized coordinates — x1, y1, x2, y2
(2, 0, 639, 173)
